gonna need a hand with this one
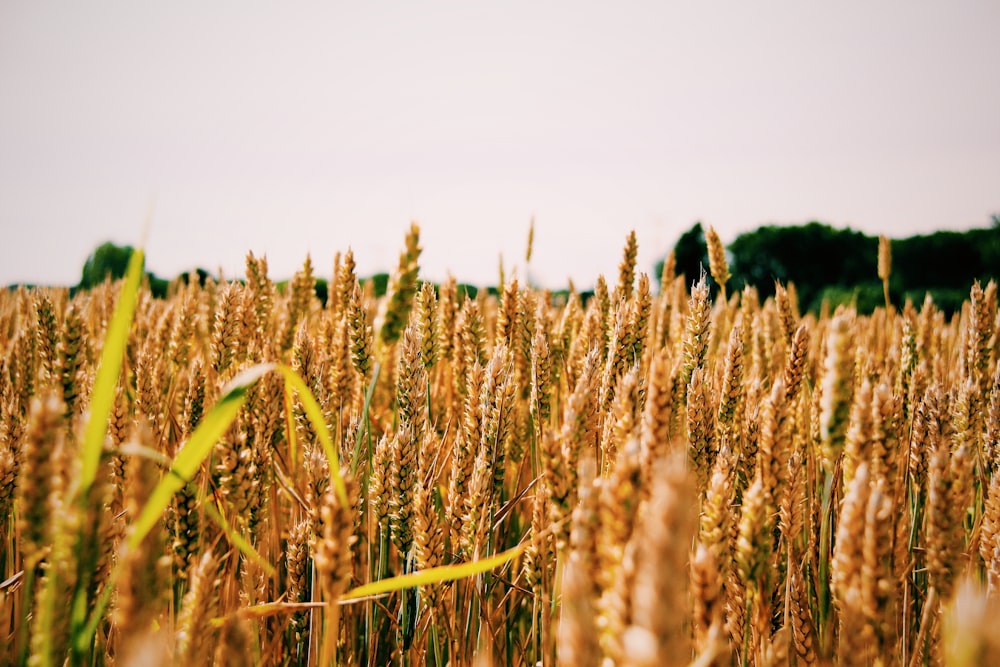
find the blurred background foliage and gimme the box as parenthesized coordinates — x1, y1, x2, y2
(657, 216, 1000, 315)
(22, 215, 1000, 318)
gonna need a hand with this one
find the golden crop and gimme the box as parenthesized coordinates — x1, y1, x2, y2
(0, 224, 997, 666)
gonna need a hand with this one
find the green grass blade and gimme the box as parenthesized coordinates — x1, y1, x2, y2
(276, 364, 348, 507)
(126, 365, 275, 549)
(82, 363, 274, 650)
(80, 248, 145, 492)
(283, 375, 299, 468)
(351, 361, 380, 476)
(128, 362, 335, 550)
(203, 498, 276, 577)
(341, 542, 526, 601)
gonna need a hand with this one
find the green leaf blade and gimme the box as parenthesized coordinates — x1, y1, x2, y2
(80, 247, 145, 492)
(342, 542, 526, 601)
(127, 384, 247, 550)
(275, 364, 348, 507)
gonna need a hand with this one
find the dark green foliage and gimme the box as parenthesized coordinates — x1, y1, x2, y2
(314, 278, 329, 307)
(80, 241, 169, 298)
(728, 222, 877, 312)
(672, 222, 708, 285)
(456, 283, 478, 301)
(367, 273, 390, 298)
(891, 228, 1000, 292)
(147, 275, 169, 299)
(177, 268, 212, 288)
(659, 220, 1000, 315)
(814, 284, 884, 315)
(80, 241, 134, 289)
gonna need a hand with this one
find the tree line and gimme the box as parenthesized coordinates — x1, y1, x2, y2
(661, 217, 1000, 315)
(64, 216, 1000, 316)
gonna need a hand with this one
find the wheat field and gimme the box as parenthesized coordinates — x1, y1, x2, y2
(1, 224, 998, 666)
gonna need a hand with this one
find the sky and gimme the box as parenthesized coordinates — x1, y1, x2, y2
(1, 2, 998, 290)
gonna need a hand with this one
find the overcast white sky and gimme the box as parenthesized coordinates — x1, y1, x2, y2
(2, 2, 998, 289)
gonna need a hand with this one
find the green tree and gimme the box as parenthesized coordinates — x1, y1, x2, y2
(893, 231, 980, 291)
(653, 219, 999, 316)
(79, 241, 170, 298)
(728, 222, 876, 312)
(79, 241, 134, 289)
(658, 221, 707, 286)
